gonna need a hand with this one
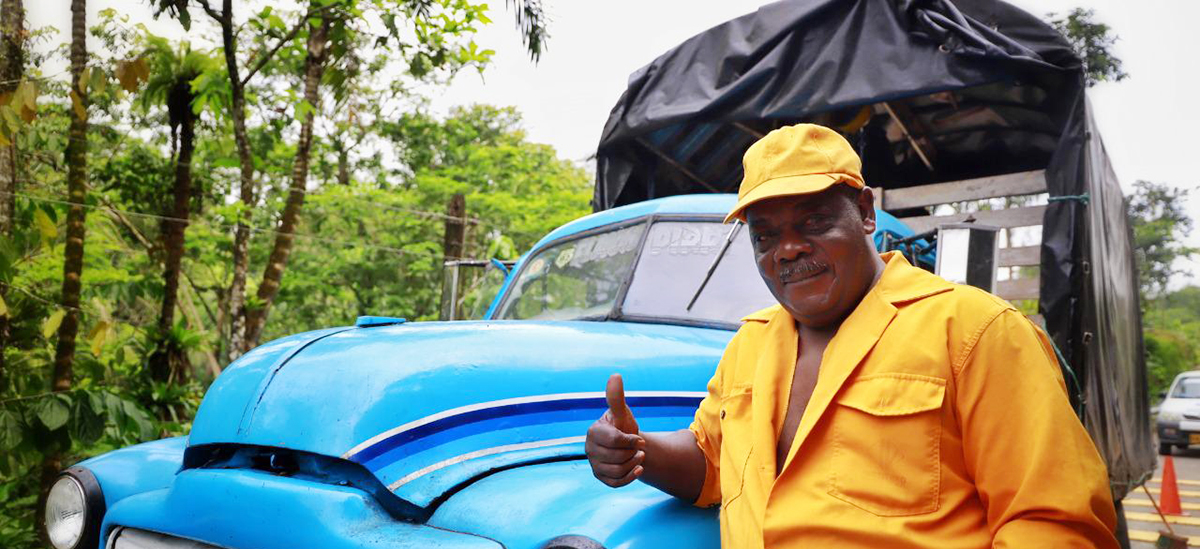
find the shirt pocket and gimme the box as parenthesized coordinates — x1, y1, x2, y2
(718, 387, 754, 510)
(827, 373, 946, 517)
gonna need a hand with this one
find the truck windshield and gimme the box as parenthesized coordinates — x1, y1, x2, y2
(497, 219, 776, 327)
(498, 224, 645, 320)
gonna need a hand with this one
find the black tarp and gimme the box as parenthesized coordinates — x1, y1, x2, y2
(595, 0, 1153, 497)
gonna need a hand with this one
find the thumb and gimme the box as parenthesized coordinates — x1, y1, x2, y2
(606, 373, 639, 434)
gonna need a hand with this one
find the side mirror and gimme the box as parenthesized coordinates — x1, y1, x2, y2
(1160, 391, 1168, 400)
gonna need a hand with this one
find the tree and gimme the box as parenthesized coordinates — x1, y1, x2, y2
(240, 11, 331, 350)
(1048, 7, 1129, 87)
(236, 0, 546, 351)
(255, 105, 591, 340)
(0, 0, 23, 234)
(39, 0, 89, 538)
(138, 36, 219, 382)
(154, 0, 548, 358)
(0, 0, 25, 396)
(1127, 180, 1196, 301)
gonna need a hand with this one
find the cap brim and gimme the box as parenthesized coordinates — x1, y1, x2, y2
(724, 173, 861, 223)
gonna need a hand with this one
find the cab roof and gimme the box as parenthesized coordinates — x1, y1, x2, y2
(532, 194, 736, 251)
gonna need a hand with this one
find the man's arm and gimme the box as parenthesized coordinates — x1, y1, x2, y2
(956, 308, 1118, 548)
(584, 374, 707, 502)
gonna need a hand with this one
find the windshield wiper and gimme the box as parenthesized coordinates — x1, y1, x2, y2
(686, 220, 743, 311)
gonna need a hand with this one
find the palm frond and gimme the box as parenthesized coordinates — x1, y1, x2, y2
(505, 0, 548, 62)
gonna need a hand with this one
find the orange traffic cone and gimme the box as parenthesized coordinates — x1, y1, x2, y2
(1160, 455, 1185, 516)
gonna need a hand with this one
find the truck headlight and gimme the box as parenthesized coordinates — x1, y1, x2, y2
(43, 468, 105, 549)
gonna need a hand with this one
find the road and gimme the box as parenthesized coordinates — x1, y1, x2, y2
(1124, 448, 1200, 548)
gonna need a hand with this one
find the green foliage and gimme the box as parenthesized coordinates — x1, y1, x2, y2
(1048, 7, 1128, 87)
(1131, 180, 1200, 402)
(1144, 287, 1200, 400)
(1127, 180, 1197, 301)
(1, 1, 574, 543)
(262, 105, 590, 338)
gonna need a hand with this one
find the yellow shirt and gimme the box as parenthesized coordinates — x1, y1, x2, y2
(689, 252, 1117, 548)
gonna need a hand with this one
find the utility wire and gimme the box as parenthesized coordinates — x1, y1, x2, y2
(4, 190, 471, 261)
(15, 175, 484, 226)
(2, 282, 88, 315)
(257, 184, 486, 224)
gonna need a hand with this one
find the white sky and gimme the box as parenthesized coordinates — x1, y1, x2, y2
(28, 0, 1200, 282)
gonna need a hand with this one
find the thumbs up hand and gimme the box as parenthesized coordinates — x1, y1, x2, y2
(586, 373, 646, 487)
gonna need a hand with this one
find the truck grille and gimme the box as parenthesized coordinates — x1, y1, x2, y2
(107, 527, 224, 549)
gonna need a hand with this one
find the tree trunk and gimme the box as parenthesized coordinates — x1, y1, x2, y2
(54, 0, 86, 393)
(440, 193, 466, 320)
(0, 0, 21, 235)
(0, 0, 25, 394)
(337, 144, 349, 186)
(212, 0, 257, 366)
(241, 16, 330, 351)
(41, 0, 84, 540)
(149, 84, 195, 383)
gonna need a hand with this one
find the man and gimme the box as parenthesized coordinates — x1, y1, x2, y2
(584, 123, 1118, 548)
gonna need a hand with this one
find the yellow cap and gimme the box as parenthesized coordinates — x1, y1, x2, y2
(725, 123, 865, 223)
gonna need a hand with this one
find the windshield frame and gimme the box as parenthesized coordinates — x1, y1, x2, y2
(492, 213, 751, 331)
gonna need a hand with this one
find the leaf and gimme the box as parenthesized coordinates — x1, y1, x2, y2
(17, 80, 37, 122)
(88, 320, 109, 355)
(35, 395, 71, 431)
(33, 207, 56, 241)
(0, 293, 7, 317)
(294, 99, 314, 121)
(214, 157, 240, 168)
(77, 67, 90, 93)
(42, 309, 65, 339)
(122, 400, 155, 440)
(133, 58, 150, 83)
(116, 59, 149, 92)
(21, 80, 36, 110)
(115, 61, 136, 92)
(69, 90, 86, 121)
(0, 410, 21, 450)
(70, 392, 105, 445)
(89, 66, 107, 95)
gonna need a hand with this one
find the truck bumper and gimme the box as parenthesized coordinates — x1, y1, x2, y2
(100, 468, 500, 549)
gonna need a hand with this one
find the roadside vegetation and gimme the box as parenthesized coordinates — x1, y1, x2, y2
(0, 1, 587, 545)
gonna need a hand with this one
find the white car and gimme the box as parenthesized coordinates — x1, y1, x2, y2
(1157, 371, 1200, 454)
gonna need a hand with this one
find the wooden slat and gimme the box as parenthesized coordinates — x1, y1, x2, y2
(882, 170, 1047, 210)
(999, 245, 1040, 267)
(898, 205, 1046, 234)
(997, 277, 1039, 300)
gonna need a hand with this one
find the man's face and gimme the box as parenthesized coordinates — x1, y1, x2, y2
(746, 187, 879, 329)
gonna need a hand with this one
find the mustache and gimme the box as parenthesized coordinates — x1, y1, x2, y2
(778, 259, 829, 282)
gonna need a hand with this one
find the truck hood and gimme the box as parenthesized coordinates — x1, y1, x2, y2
(189, 320, 730, 507)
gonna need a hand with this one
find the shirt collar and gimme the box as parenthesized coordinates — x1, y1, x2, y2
(740, 251, 952, 323)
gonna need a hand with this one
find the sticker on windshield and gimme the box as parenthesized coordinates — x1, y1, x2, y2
(555, 247, 575, 269)
(565, 227, 642, 268)
(646, 223, 726, 256)
(527, 258, 547, 277)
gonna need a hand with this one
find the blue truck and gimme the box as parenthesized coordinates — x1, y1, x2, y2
(42, 195, 925, 549)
